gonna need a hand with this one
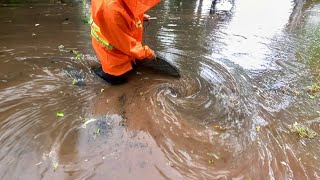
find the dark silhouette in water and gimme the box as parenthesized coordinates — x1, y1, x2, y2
(210, 0, 218, 14)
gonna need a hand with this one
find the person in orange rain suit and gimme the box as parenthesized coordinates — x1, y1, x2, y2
(91, 0, 160, 85)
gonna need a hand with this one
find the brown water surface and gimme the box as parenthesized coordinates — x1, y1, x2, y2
(1, 0, 320, 179)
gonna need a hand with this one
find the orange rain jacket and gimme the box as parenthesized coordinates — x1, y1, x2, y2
(91, 0, 160, 76)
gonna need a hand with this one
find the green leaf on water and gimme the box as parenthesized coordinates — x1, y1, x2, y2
(290, 122, 317, 138)
(256, 126, 261, 132)
(70, 50, 82, 60)
(72, 79, 77, 85)
(308, 95, 315, 99)
(53, 163, 59, 170)
(307, 83, 320, 93)
(56, 112, 64, 117)
(82, 16, 89, 24)
(95, 128, 101, 135)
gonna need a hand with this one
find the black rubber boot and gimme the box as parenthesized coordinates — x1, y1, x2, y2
(93, 67, 128, 85)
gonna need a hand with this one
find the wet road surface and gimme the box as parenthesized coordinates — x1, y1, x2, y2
(0, 0, 320, 179)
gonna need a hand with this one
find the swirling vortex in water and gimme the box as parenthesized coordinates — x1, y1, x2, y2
(138, 56, 260, 179)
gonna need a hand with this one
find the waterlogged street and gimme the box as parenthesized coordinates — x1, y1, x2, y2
(0, 0, 320, 179)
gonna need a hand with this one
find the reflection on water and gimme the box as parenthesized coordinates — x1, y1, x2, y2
(1, 0, 320, 179)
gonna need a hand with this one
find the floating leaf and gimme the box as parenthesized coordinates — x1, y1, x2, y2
(95, 128, 101, 135)
(308, 83, 320, 93)
(308, 95, 315, 99)
(56, 112, 64, 117)
(82, 16, 89, 24)
(53, 163, 59, 170)
(256, 126, 261, 132)
(290, 122, 317, 138)
(72, 79, 77, 85)
(213, 125, 226, 132)
(70, 50, 82, 60)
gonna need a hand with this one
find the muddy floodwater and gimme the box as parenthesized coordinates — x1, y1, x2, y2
(1, 0, 320, 179)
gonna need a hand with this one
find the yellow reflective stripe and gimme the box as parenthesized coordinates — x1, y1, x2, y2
(90, 16, 113, 50)
(90, 16, 101, 33)
(91, 28, 114, 50)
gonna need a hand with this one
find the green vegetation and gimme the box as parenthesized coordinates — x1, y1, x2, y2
(70, 50, 82, 60)
(72, 79, 78, 85)
(53, 163, 58, 171)
(56, 111, 64, 117)
(95, 128, 101, 135)
(307, 83, 320, 93)
(290, 122, 317, 138)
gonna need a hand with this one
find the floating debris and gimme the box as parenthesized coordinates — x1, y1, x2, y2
(81, 118, 97, 128)
(82, 16, 89, 24)
(213, 125, 226, 132)
(64, 68, 86, 86)
(308, 95, 316, 99)
(207, 152, 219, 159)
(35, 23, 40, 26)
(56, 112, 64, 117)
(101, 88, 105, 92)
(70, 50, 82, 60)
(58, 45, 65, 51)
(167, 161, 173, 167)
(280, 161, 287, 166)
(53, 163, 59, 171)
(72, 79, 78, 85)
(290, 122, 317, 138)
(256, 126, 261, 132)
(95, 128, 101, 135)
(208, 159, 214, 164)
(307, 83, 320, 93)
